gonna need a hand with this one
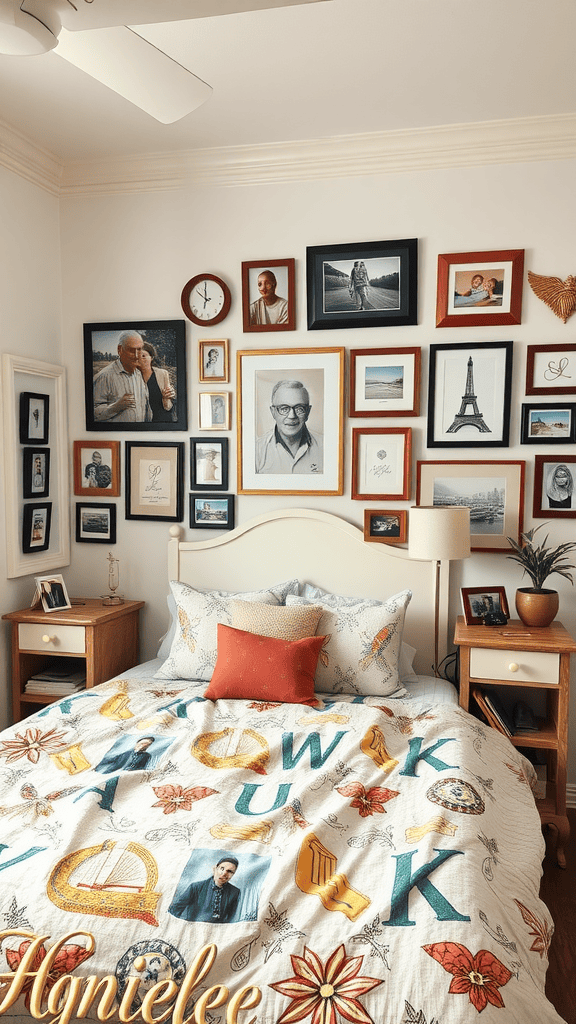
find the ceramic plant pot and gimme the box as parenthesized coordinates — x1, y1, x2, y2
(515, 587, 559, 628)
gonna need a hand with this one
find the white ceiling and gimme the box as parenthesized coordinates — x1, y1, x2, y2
(0, 0, 575, 167)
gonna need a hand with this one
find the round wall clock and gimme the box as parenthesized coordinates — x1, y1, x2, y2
(181, 273, 231, 326)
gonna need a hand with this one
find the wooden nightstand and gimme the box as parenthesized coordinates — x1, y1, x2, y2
(3, 598, 144, 723)
(454, 615, 576, 868)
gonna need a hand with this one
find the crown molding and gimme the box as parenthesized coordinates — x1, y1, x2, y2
(2, 112, 576, 197)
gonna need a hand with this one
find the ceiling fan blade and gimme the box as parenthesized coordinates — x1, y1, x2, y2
(59, 0, 331, 31)
(55, 25, 212, 123)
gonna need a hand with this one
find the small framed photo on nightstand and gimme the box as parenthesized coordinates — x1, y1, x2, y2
(461, 586, 509, 626)
(33, 573, 71, 613)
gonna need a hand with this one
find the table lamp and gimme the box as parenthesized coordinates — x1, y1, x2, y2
(409, 505, 471, 676)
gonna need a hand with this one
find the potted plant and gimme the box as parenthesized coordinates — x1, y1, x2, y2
(506, 524, 576, 627)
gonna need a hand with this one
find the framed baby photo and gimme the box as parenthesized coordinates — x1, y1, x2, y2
(242, 258, 296, 333)
(23, 448, 50, 499)
(307, 238, 418, 330)
(533, 455, 576, 518)
(73, 440, 121, 497)
(190, 494, 235, 531)
(436, 249, 524, 328)
(364, 509, 407, 545)
(520, 403, 576, 445)
(349, 346, 421, 417)
(199, 392, 231, 431)
(198, 339, 229, 383)
(190, 437, 229, 491)
(461, 586, 510, 626)
(75, 502, 117, 544)
(19, 391, 49, 444)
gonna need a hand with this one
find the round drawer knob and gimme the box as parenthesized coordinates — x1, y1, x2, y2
(508, 662, 519, 673)
(42, 634, 55, 644)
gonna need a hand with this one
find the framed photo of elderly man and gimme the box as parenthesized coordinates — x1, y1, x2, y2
(533, 455, 576, 518)
(242, 259, 296, 333)
(83, 320, 187, 432)
(237, 347, 344, 495)
(306, 238, 417, 330)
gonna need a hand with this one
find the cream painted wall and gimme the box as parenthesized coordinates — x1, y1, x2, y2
(0, 167, 62, 729)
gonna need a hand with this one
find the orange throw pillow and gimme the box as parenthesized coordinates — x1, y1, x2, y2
(204, 624, 325, 705)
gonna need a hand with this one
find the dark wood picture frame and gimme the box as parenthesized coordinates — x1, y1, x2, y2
(307, 238, 417, 330)
(349, 346, 421, 417)
(533, 455, 576, 519)
(23, 448, 50, 499)
(190, 493, 235, 531)
(75, 502, 117, 544)
(83, 320, 187, 432)
(461, 586, 510, 626)
(22, 502, 52, 553)
(19, 392, 49, 445)
(73, 439, 121, 497)
(125, 441, 184, 522)
(427, 341, 513, 448)
(436, 249, 524, 328)
(363, 508, 407, 545)
(351, 427, 411, 501)
(190, 437, 229, 491)
(520, 403, 576, 445)
(242, 258, 296, 333)
(525, 343, 576, 396)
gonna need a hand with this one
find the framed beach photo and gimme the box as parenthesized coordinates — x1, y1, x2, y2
(190, 437, 229, 491)
(525, 343, 576, 396)
(533, 455, 576, 519)
(461, 586, 510, 626)
(75, 502, 117, 544)
(427, 341, 513, 448)
(307, 238, 418, 330)
(520, 403, 576, 445)
(125, 441, 184, 522)
(199, 392, 231, 431)
(364, 509, 407, 545)
(242, 259, 296, 333)
(349, 347, 420, 418)
(22, 503, 52, 554)
(237, 347, 344, 496)
(199, 339, 229, 383)
(22, 448, 50, 499)
(416, 460, 525, 551)
(352, 427, 411, 501)
(73, 439, 121, 497)
(19, 392, 49, 444)
(83, 319, 187, 431)
(190, 494, 235, 531)
(436, 249, 524, 328)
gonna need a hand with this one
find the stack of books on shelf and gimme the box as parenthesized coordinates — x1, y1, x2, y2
(472, 688, 540, 739)
(25, 658, 86, 696)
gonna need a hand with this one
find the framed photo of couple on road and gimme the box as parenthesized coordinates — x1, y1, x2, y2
(436, 249, 524, 328)
(306, 238, 417, 330)
(237, 347, 344, 495)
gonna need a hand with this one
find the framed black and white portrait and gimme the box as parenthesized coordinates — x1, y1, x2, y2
(23, 448, 50, 499)
(533, 455, 576, 518)
(190, 437, 229, 491)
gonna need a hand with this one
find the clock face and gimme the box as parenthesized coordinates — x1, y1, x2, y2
(181, 273, 231, 326)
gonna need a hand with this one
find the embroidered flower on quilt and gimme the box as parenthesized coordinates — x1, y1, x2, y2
(270, 943, 382, 1024)
(336, 782, 399, 817)
(151, 783, 218, 814)
(513, 900, 552, 958)
(422, 942, 512, 1012)
(0, 727, 69, 764)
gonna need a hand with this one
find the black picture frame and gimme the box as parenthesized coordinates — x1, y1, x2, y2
(520, 402, 576, 445)
(306, 238, 417, 330)
(190, 494, 235, 531)
(427, 341, 513, 448)
(23, 448, 50, 499)
(125, 441, 184, 522)
(75, 502, 117, 543)
(19, 392, 49, 445)
(22, 502, 52, 553)
(83, 320, 188, 432)
(190, 437, 229, 491)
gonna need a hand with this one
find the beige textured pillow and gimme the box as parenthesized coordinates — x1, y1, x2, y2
(230, 600, 322, 641)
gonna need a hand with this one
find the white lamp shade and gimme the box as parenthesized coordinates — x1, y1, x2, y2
(409, 505, 471, 561)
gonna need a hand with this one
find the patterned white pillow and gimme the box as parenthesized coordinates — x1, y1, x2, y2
(286, 590, 412, 696)
(230, 600, 322, 641)
(155, 580, 298, 681)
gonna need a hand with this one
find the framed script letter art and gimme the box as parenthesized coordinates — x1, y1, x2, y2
(352, 427, 411, 501)
(237, 347, 344, 495)
(436, 249, 524, 328)
(525, 343, 576, 396)
(427, 341, 513, 448)
(125, 442, 184, 522)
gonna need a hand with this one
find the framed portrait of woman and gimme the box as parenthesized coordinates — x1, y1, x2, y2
(242, 259, 296, 333)
(533, 455, 576, 518)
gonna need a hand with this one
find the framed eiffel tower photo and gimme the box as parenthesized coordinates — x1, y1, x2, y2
(427, 341, 513, 448)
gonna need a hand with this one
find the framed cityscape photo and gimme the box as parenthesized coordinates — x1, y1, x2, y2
(307, 238, 417, 330)
(520, 403, 576, 445)
(436, 249, 524, 328)
(416, 459, 525, 551)
(352, 427, 411, 501)
(364, 509, 407, 545)
(533, 455, 576, 518)
(190, 494, 235, 531)
(23, 448, 50, 499)
(242, 258, 296, 333)
(349, 346, 421, 417)
(190, 437, 229, 491)
(427, 341, 513, 448)
(75, 502, 117, 543)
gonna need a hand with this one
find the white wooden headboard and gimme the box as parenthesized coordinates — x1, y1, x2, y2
(167, 508, 448, 676)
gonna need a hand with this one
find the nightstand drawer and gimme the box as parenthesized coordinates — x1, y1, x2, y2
(470, 646, 559, 684)
(18, 623, 86, 655)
